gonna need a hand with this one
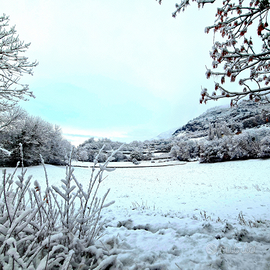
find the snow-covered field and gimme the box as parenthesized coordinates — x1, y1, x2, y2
(3, 159, 270, 269)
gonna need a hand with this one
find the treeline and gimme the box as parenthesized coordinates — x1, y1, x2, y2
(170, 126, 270, 163)
(75, 138, 158, 163)
(76, 124, 270, 165)
(75, 137, 171, 163)
(2, 102, 270, 167)
(0, 106, 72, 166)
(169, 101, 270, 163)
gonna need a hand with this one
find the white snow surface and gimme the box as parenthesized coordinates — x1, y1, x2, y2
(3, 159, 270, 269)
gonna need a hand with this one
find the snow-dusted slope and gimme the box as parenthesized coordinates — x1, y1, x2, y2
(172, 100, 270, 139)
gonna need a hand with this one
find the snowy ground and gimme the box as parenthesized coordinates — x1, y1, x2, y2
(3, 159, 270, 269)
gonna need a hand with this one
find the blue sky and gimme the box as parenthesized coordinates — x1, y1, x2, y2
(2, 0, 229, 145)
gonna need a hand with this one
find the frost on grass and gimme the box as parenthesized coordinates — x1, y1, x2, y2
(0, 146, 121, 269)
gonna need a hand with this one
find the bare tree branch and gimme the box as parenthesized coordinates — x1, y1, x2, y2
(0, 14, 38, 108)
(158, 0, 270, 105)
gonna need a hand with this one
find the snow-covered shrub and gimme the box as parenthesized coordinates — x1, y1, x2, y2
(143, 151, 153, 161)
(230, 129, 261, 160)
(228, 131, 260, 160)
(200, 129, 263, 163)
(111, 151, 128, 162)
(87, 149, 98, 162)
(208, 122, 231, 140)
(200, 138, 230, 163)
(179, 140, 199, 161)
(0, 146, 120, 269)
(77, 149, 89, 162)
(76, 139, 125, 163)
(170, 139, 199, 161)
(169, 145, 180, 158)
(259, 136, 270, 158)
(155, 142, 171, 152)
(132, 158, 139, 165)
(130, 150, 143, 161)
(96, 152, 107, 163)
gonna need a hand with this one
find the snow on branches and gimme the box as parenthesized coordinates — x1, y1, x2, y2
(158, 0, 270, 105)
(0, 14, 38, 108)
(0, 147, 120, 269)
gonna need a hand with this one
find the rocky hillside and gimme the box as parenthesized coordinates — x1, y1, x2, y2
(172, 100, 270, 139)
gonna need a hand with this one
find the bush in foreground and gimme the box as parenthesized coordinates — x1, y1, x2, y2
(0, 146, 120, 269)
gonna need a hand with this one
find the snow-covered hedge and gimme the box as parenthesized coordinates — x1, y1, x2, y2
(169, 138, 199, 161)
(170, 127, 270, 163)
(200, 127, 270, 163)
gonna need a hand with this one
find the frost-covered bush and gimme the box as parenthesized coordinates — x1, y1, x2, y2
(228, 131, 260, 160)
(259, 136, 270, 158)
(130, 150, 143, 161)
(142, 151, 153, 161)
(170, 126, 270, 163)
(0, 146, 120, 269)
(200, 129, 265, 163)
(208, 122, 231, 140)
(96, 152, 107, 163)
(200, 138, 230, 163)
(77, 149, 89, 162)
(111, 152, 128, 162)
(76, 139, 124, 163)
(169, 145, 180, 159)
(155, 142, 171, 152)
(132, 158, 139, 165)
(170, 139, 199, 161)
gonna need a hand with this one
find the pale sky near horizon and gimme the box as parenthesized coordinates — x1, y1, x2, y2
(2, 0, 230, 146)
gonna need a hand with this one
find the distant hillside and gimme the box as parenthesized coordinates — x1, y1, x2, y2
(75, 101, 270, 164)
(154, 128, 178, 140)
(172, 100, 270, 139)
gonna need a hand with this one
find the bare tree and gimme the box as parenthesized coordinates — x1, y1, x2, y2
(0, 106, 25, 132)
(158, 0, 270, 105)
(0, 14, 38, 108)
